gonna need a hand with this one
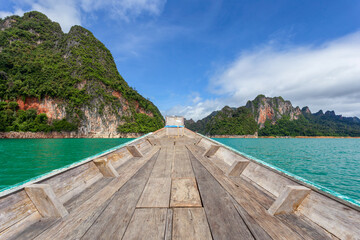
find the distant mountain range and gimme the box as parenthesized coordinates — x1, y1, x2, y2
(185, 95, 360, 137)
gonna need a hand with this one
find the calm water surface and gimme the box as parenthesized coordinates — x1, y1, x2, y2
(0, 138, 133, 190)
(214, 138, 360, 201)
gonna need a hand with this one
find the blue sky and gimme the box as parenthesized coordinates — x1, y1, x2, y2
(1, 0, 360, 120)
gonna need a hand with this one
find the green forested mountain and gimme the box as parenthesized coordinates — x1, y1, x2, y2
(0, 11, 164, 134)
(185, 95, 360, 137)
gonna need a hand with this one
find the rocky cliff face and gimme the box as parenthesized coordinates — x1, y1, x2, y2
(245, 95, 302, 128)
(0, 11, 164, 136)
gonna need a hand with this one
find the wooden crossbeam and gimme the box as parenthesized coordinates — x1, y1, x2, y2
(25, 184, 68, 218)
(268, 185, 311, 215)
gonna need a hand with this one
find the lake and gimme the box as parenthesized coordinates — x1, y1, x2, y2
(0, 138, 133, 191)
(1, 138, 359, 204)
(215, 138, 360, 202)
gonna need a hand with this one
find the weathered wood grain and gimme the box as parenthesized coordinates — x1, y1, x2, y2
(230, 195, 272, 240)
(189, 149, 254, 240)
(164, 209, 173, 240)
(34, 147, 159, 240)
(188, 145, 303, 240)
(93, 158, 119, 178)
(122, 208, 167, 240)
(136, 177, 171, 208)
(41, 162, 101, 202)
(25, 184, 68, 218)
(7, 214, 58, 240)
(172, 146, 195, 178)
(170, 178, 202, 207)
(172, 208, 212, 240)
(0, 190, 38, 233)
(297, 191, 360, 239)
(80, 151, 158, 239)
(268, 185, 310, 215)
(277, 213, 335, 240)
(64, 177, 112, 213)
(151, 147, 172, 178)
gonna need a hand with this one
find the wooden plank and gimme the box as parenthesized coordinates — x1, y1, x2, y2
(58, 173, 103, 204)
(164, 209, 173, 240)
(268, 185, 310, 215)
(34, 147, 160, 240)
(0, 190, 38, 233)
(6, 214, 58, 240)
(127, 145, 143, 157)
(42, 162, 101, 201)
(297, 191, 360, 239)
(189, 149, 254, 240)
(230, 195, 272, 240)
(170, 178, 202, 207)
(172, 146, 195, 178)
(151, 147, 172, 178)
(122, 208, 167, 240)
(172, 208, 212, 240)
(227, 160, 249, 177)
(277, 213, 336, 240)
(64, 177, 112, 213)
(187, 145, 303, 240)
(136, 177, 171, 208)
(231, 176, 275, 209)
(80, 150, 158, 239)
(25, 184, 68, 218)
(93, 158, 119, 177)
(204, 145, 220, 157)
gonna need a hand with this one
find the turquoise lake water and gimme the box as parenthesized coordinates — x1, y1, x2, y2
(0, 138, 359, 203)
(0, 138, 133, 191)
(215, 138, 360, 202)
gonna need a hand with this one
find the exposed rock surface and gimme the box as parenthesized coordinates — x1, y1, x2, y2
(0, 131, 143, 139)
(0, 11, 164, 137)
(245, 95, 301, 128)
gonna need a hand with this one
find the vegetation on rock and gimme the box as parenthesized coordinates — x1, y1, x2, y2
(0, 11, 164, 134)
(0, 101, 76, 132)
(185, 95, 360, 137)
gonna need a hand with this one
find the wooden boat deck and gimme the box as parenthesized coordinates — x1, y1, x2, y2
(0, 124, 359, 240)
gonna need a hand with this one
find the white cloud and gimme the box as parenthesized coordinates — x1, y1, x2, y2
(1, 0, 166, 32)
(170, 32, 360, 120)
(166, 99, 225, 121)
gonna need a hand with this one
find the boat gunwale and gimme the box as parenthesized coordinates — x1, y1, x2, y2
(0, 132, 153, 198)
(195, 131, 360, 211)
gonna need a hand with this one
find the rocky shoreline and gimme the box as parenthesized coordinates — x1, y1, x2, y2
(0, 131, 143, 139)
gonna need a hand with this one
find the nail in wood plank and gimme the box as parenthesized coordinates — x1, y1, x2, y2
(25, 184, 68, 218)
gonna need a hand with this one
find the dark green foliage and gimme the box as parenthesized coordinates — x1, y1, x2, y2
(259, 112, 360, 137)
(117, 113, 164, 133)
(185, 106, 258, 135)
(0, 101, 76, 132)
(0, 11, 164, 133)
(187, 95, 360, 137)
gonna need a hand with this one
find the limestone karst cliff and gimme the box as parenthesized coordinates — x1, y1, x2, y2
(185, 95, 360, 137)
(0, 11, 164, 137)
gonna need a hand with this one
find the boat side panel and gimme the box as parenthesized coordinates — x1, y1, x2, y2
(242, 162, 299, 197)
(0, 190, 41, 237)
(297, 191, 360, 239)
